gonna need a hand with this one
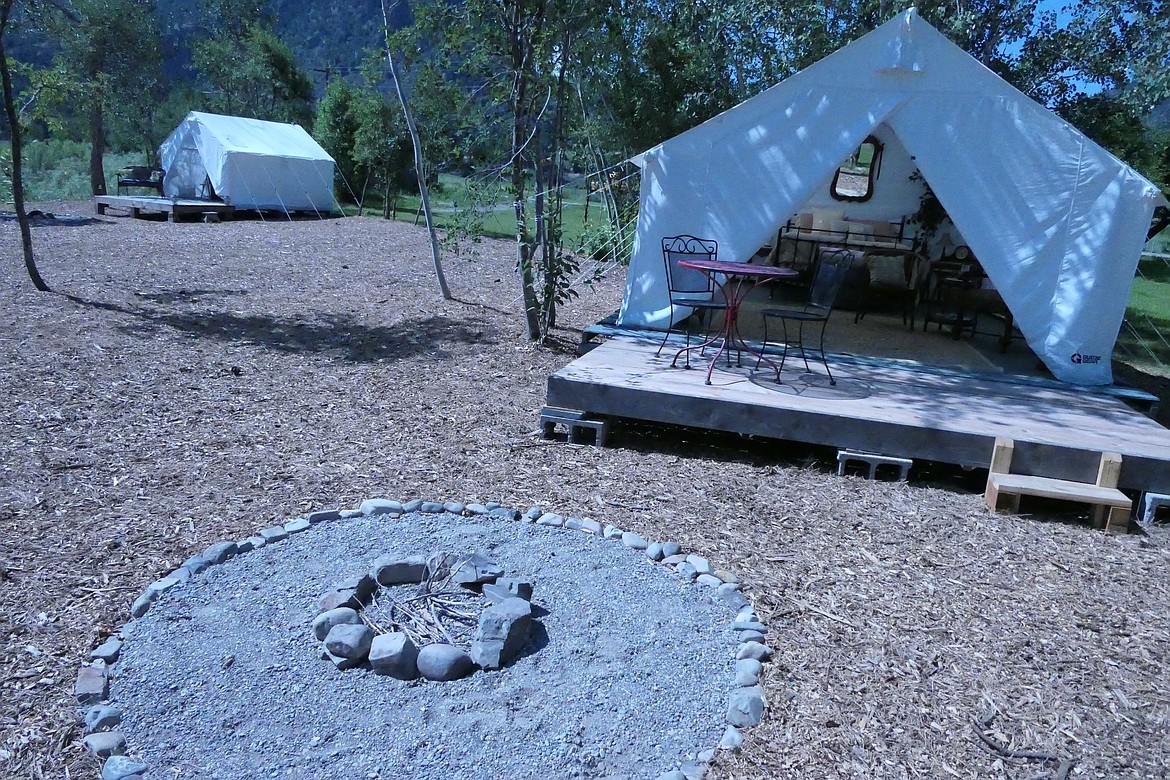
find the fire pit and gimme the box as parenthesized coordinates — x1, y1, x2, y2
(312, 551, 540, 681)
(83, 499, 769, 780)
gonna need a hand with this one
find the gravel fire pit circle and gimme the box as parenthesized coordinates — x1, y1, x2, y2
(313, 551, 544, 681)
(87, 501, 770, 780)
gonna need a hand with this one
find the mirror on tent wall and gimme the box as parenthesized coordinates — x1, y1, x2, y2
(830, 136, 883, 202)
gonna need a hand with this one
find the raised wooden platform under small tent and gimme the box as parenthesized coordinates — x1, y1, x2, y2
(93, 195, 236, 222)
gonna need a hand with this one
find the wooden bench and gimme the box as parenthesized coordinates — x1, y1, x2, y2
(117, 166, 165, 196)
(983, 438, 1132, 533)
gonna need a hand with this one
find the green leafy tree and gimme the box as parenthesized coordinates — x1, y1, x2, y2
(405, 0, 612, 339)
(193, 0, 313, 125)
(1058, 93, 1164, 173)
(350, 79, 411, 215)
(26, 0, 165, 193)
(314, 78, 362, 200)
(1, 0, 78, 292)
(314, 72, 412, 211)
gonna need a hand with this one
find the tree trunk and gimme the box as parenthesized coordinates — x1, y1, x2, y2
(89, 99, 107, 195)
(358, 172, 370, 217)
(509, 1, 543, 341)
(541, 37, 571, 335)
(0, 21, 50, 292)
(382, 0, 451, 300)
(534, 149, 554, 331)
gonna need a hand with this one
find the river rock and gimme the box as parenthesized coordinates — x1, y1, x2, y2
(686, 554, 712, 575)
(202, 541, 238, 564)
(727, 686, 767, 727)
(360, 498, 403, 516)
(736, 641, 772, 662)
(719, 725, 744, 750)
(450, 553, 503, 585)
(621, 532, 648, 550)
(84, 704, 122, 732)
(90, 637, 123, 664)
(75, 663, 109, 704)
(324, 624, 373, 660)
(258, 525, 288, 543)
(735, 658, 762, 686)
(471, 597, 533, 670)
(312, 607, 361, 641)
(373, 554, 428, 585)
(82, 730, 125, 757)
(307, 509, 341, 524)
(369, 632, 419, 680)
(101, 755, 148, 780)
(417, 644, 475, 681)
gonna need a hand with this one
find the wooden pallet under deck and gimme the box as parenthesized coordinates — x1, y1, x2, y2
(545, 334, 1170, 494)
(94, 195, 236, 221)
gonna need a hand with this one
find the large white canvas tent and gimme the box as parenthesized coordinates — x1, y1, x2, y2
(618, 8, 1168, 385)
(160, 112, 336, 214)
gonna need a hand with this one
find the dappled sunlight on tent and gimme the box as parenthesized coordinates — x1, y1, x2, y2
(619, 7, 1167, 386)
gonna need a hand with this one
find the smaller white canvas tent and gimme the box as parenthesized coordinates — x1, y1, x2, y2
(618, 8, 1168, 385)
(160, 112, 336, 214)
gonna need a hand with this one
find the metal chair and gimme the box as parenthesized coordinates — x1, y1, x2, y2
(919, 246, 983, 340)
(656, 235, 727, 367)
(757, 249, 853, 385)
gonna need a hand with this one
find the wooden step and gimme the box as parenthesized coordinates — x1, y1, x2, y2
(986, 473, 1131, 507)
(983, 438, 1132, 533)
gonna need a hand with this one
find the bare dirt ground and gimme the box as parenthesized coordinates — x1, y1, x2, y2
(2, 203, 1169, 780)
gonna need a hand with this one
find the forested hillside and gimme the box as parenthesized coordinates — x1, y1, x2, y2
(155, 0, 408, 87)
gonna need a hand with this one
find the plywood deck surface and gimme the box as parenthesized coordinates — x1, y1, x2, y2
(546, 334, 1170, 493)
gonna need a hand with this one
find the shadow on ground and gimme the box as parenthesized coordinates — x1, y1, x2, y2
(63, 292, 499, 364)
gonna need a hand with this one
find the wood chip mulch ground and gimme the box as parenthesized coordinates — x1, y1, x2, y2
(2, 203, 1169, 780)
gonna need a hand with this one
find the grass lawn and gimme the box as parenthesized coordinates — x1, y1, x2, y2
(1120, 252, 1170, 373)
(354, 173, 604, 247)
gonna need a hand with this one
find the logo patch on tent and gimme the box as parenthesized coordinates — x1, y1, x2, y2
(1070, 353, 1101, 365)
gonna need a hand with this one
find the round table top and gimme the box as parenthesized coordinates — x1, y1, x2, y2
(678, 258, 800, 279)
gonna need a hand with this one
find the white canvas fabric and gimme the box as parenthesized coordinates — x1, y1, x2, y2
(160, 112, 336, 213)
(618, 9, 1168, 385)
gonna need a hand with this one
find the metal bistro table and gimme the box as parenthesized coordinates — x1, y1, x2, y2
(673, 258, 800, 384)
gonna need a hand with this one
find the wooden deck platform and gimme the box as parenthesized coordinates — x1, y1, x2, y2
(545, 333, 1170, 494)
(94, 195, 236, 221)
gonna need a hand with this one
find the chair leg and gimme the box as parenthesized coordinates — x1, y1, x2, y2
(796, 321, 813, 375)
(756, 315, 771, 373)
(777, 318, 790, 379)
(818, 321, 835, 385)
(655, 327, 672, 358)
(659, 319, 692, 369)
